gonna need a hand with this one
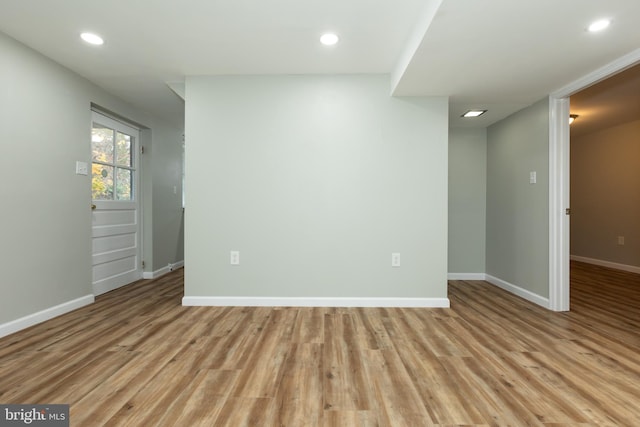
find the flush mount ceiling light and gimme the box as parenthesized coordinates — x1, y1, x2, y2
(588, 19, 611, 32)
(80, 32, 104, 45)
(320, 33, 339, 46)
(462, 110, 487, 118)
(569, 114, 579, 124)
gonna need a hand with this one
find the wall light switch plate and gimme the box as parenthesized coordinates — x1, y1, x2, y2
(529, 171, 537, 184)
(75, 161, 88, 176)
(391, 253, 401, 267)
(230, 251, 240, 265)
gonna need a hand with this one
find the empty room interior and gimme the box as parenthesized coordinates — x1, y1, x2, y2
(1, 1, 639, 425)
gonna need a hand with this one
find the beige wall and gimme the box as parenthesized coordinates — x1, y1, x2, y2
(570, 119, 640, 268)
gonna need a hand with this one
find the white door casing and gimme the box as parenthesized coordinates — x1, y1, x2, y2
(548, 48, 640, 311)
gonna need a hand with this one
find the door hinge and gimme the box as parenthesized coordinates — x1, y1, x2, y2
(140, 146, 145, 154)
(142, 260, 145, 268)
(565, 208, 571, 215)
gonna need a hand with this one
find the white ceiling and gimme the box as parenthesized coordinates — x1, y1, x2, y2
(1, 0, 639, 129)
(570, 63, 640, 137)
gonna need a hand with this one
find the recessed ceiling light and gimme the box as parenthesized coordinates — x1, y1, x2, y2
(320, 33, 339, 46)
(462, 110, 487, 118)
(588, 19, 610, 32)
(81, 32, 104, 45)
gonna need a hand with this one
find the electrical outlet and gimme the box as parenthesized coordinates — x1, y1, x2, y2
(391, 253, 401, 267)
(617, 236, 625, 246)
(230, 251, 240, 265)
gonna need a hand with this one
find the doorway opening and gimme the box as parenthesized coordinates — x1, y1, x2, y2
(548, 50, 640, 311)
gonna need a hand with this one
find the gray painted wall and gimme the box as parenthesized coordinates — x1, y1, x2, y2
(486, 98, 550, 298)
(0, 32, 183, 325)
(140, 125, 185, 272)
(448, 128, 487, 274)
(185, 75, 449, 300)
(151, 126, 185, 271)
(570, 119, 640, 268)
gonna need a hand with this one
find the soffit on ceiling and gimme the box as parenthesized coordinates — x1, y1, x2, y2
(394, 0, 640, 128)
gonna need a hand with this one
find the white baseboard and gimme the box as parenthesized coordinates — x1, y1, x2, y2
(143, 271, 162, 279)
(485, 275, 550, 309)
(143, 260, 184, 279)
(448, 273, 486, 280)
(571, 255, 640, 275)
(0, 295, 95, 339)
(182, 296, 450, 308)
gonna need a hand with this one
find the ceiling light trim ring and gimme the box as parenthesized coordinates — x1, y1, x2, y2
(462, 109, 487, 118)
(81, 32, 104, 45)
(320, 33, 339, 46)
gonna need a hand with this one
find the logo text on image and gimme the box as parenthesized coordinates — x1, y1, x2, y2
(1, 404, 69, 426)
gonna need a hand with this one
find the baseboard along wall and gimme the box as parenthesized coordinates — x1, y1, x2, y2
(447, 273, 486, 280)
(448, 272, 550, 309)
(0, 295, 95, 339)
(182, 296, 450, 308)
(571, 255, 640, 275)
(3, 267, 559, 338)
(143, 260, 184, 279)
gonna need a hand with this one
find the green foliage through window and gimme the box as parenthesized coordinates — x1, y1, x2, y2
(92, 125, 134, 200)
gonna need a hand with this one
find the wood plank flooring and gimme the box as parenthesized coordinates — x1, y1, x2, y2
(1, 261, 639, 426)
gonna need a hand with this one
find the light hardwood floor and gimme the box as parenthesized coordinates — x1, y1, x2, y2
(1, 262, 639, 426)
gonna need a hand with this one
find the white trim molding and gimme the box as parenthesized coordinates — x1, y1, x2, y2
(447, 273, 486, 281)
(548, 96, 571, 311)
(485, 275, 550, 309)
(551, 48, 640, 98)
(143, 260, 184, 279)
(571, 255, 640, 275)
(0, 295, 95, 339)
(182, 296, 450, 308)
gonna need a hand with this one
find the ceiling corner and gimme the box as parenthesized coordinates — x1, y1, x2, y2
(167, 81, 186, 101)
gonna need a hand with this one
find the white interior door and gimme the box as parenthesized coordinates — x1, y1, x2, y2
(91, 112, 142, 295)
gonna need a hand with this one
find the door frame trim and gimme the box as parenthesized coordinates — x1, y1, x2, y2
(548, 48, 640, 311)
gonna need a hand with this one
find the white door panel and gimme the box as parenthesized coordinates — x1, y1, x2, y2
(92, 247, 137, 266)
(92, 234, 136, 254)
(92, 224, 137, 238)
(93, 256, 137, 280)
(92, 208, 136, 226)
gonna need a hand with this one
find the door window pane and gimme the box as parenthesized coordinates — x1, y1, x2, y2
(91, 119, 135, 202)
(92, 164, 114, 200)
(92, 125, 114, 164)
(116, 168, 132, 200)
(116, 132, 132, 167)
